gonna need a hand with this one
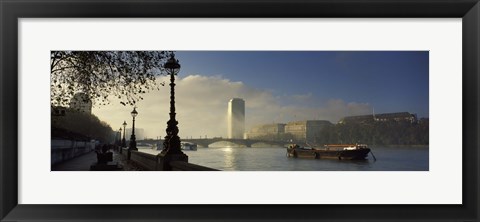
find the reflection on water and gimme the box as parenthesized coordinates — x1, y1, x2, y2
(223, 147, 235, 170)
(139, 146, 429, 171)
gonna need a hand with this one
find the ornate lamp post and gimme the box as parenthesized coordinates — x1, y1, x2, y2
(129, 107, 138, 151)
(115, 127, 122, 146)
(158, 53, 188, 170)
(118, 127, 122, 148)
(126, 108, 138, 160)
(122, 121, 127, 148)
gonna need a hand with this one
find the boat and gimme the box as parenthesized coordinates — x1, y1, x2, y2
(286, 144, 373, 160)
(181, 142, 197, 151)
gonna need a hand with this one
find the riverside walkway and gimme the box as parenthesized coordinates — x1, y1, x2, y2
(52, 148, 218, 171)
(51, 150, 142, 171)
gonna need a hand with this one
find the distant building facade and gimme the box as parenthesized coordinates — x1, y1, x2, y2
(339, 112, 418, 124)
(246, 120, 332, 142)
(69, 92, 92, 113)
(245, 123, 286, 140)
(51, 106, 67, 116)
(285, 120, 333, 142)
(227, 98, 245, 139)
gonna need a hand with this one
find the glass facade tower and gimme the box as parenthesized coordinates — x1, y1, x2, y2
(227, 98, 245, 139)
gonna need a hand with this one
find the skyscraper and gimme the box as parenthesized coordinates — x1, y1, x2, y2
(227, 98, 245, 139)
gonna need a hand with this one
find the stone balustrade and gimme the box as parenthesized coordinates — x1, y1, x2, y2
(130, 151, 157, 170)
(121, 148, 218, 171)
(169, 160, 219, 171)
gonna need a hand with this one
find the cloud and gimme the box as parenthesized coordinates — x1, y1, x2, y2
(93, 75, 372, 139)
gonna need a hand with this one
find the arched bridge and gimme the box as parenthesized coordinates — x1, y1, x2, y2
(138, 138, 290, 148)
(182, 138, 289, 148)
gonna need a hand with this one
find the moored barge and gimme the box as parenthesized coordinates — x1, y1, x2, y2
(286, 144, 372, 160)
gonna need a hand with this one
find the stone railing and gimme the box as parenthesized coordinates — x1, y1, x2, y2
(130, 151, 157, 170)
(123, 149, 218, 171)
(169, 160, 219, 171)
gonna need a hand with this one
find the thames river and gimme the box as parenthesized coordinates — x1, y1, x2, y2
(139, 145, 428, 171)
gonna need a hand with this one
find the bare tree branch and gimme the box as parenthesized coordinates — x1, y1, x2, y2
(50, 51, 171, 107)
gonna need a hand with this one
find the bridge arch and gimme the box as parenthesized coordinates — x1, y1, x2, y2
(139, 138, 290, 148)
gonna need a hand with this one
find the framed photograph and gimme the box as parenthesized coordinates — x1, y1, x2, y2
(1, 0, 479, 221)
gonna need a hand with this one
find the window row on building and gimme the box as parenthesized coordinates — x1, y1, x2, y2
(245, 112, 419, 141)
(245, 120, 332, 142)
(339, 112, 418, 124)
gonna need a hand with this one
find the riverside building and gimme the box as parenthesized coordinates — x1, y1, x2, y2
(245, 123, 286, 140)
(69, 92, 92, 113)
(284, 120, 332, 142)
(339, 112, 418, 124)
(246, 120, 332, 142)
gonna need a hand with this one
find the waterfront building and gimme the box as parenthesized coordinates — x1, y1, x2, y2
(245, 123, 286, 140)
(339, 112, 418, 124)
(69, 92, 92, 113)
(51, 106, 67, 116)
(227, 98, 245, 139)
(284, 120, 333, 142)
(246, 120, 332, 142)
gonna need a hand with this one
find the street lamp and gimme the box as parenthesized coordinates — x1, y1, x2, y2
(158, 53, 188, 170)
(122, 121, 127, 147)
(118, 127, 122, 146)
(129, 107, 138, 152)
(161, 53, 183, 155)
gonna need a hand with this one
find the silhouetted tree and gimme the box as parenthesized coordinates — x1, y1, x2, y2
(50, 51, 171, 107)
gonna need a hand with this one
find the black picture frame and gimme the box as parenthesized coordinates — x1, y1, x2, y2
(1, 0, 478, 221)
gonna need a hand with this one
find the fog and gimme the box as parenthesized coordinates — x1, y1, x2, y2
(93, 74, 372, 139)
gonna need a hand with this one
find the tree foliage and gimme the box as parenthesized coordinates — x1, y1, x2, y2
(50, 51, 171, 107)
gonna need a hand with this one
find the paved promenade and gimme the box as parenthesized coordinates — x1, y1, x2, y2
(52, 150, 142, 171)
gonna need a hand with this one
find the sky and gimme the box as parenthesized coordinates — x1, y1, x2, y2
(92, 51, 429, 139)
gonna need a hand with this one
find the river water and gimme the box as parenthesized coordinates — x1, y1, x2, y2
(139, 145, 428, 171)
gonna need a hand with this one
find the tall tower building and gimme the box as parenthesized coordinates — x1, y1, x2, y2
(227, 98, 245, 139)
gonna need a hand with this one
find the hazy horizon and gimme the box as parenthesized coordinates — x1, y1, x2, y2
(91, 51, 429, 139)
